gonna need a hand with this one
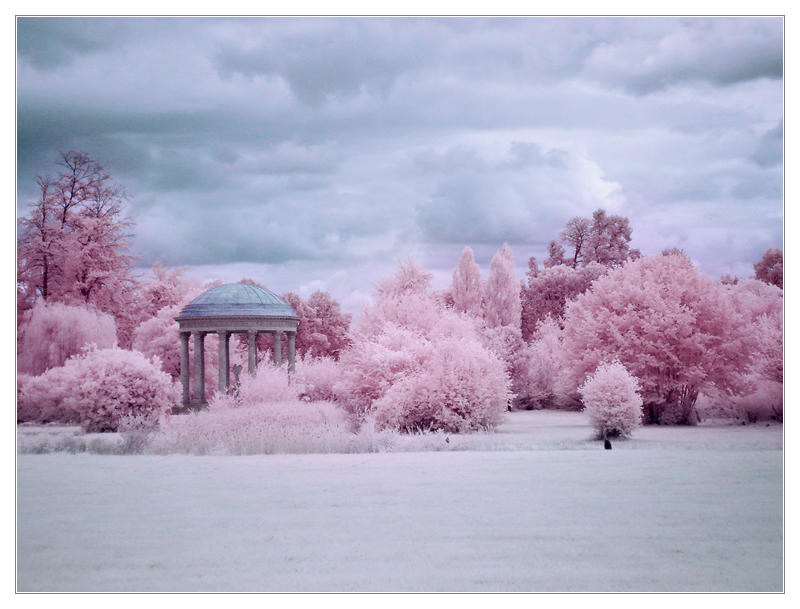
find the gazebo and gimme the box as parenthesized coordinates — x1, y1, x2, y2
(174, 283, 300, 412)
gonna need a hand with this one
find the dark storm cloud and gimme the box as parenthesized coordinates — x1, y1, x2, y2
(17, 17, 133, 69)
(16, 16, 783, 311)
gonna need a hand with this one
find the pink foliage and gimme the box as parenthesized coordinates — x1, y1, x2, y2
(372, 331, 511, 433)
(724, 279, 783, 384)
(579, 361, 643, 439)
(335, 325, 426, 421)
(754, 248, 783, 289)
(17, 151, 139, 347)
(212, 364, 298, 410)
(545, 209, 635, 269)
(560, 255, 754, 425)
(18, 301, 117, 376)
(17, 366, 77, 424)
(132, 302, 184, 380)
(375, 257, 433, 298)
(18, 347, 178, 432)
(295, 357, 342, 403)
(336, 260, 512, 432)
(138, 262, 199, 319)
(482, 243, 521, 329)
(132, 288, 219, 389)
(282, 290, 353, 360)
(513, 317, 565, 408)
(520, 261, 608, 340)
(451, 246, 484, 316)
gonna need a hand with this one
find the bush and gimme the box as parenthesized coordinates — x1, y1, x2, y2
(579, 361, 643, 439)
(18, 366, 80, 424)
(295, 356, 341, 402)
(211, 363, 298, 411)
(371, 333, 511, 433)
(18, 301, 117, 375)
(18, 347, 178, 432)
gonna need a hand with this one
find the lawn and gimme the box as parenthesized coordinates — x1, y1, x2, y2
(16, 410, 783, 592)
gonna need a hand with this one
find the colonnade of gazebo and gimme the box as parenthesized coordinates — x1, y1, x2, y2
(174, 283, 301, 412)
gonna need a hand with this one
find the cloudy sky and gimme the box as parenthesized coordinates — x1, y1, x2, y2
(16, 16, 784, 315)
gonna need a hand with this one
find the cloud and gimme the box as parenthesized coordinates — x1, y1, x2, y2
(582, 17, 783, 94)
(16, 17, 783, 314)
(17, 17, 132, 69)
(211, 18, 436, 106)
(750, 119, 783, 169)
(415, 141, 624, 246)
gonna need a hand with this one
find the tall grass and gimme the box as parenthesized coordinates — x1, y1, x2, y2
(18, 399, 494, 455)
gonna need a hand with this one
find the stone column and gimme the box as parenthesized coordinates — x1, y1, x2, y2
(287, 331, 296, 375)
(179, 331, 190, 408)
(193, 331, 205, 405)
(272, 331, 282, 366)
(247, 331, 258, 375)
(218, 330, 230, 394)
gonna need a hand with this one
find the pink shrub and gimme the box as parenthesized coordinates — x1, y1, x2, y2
(579, 361, 643, 439)
(17, 367, 79, 424)
(697, 380, 783, 423)
(334, 325, 425, 421)
(372, 332, 511, 433)
(227, 363, 298, 409)
(295, 356, 342, 402)
(20, 347, 178, 432)
(18, 301, 117, 375)
(337, 259, 513, 432)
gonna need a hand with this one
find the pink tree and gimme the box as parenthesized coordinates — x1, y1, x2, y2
(482, 243, 521, 329)
(17, 301, 117, 376)
(281, 290, 352, 360)
(17, 151, 139, 346)
(754, 248, 783, 289)
(450, 246, 484, 317)
(544, 209, 637, 269)
(17, 346, 178, 430)
(520, 261, 608, 340)
(335, 259, 511, 431)
(584, 209, 637, 268)
(138, 262, 200, 320)
(559, 254, 754, 425)
(709, 278, 784, 421)
(514, 316, 565, 409)
(306, 290, 353, 359)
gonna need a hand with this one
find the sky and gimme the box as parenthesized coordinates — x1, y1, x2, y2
(16, 16, 784, 315)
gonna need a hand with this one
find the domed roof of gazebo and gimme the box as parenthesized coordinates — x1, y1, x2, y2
(178, 283, 298, 318)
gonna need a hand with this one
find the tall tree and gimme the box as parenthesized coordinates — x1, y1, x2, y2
(450, 246, 484, 317)
(544, 209, 637, 269)
(17, 151, 137, 343)
(483, 243, 521, 329)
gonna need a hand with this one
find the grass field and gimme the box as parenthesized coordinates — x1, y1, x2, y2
(16, 410, 783, 592)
